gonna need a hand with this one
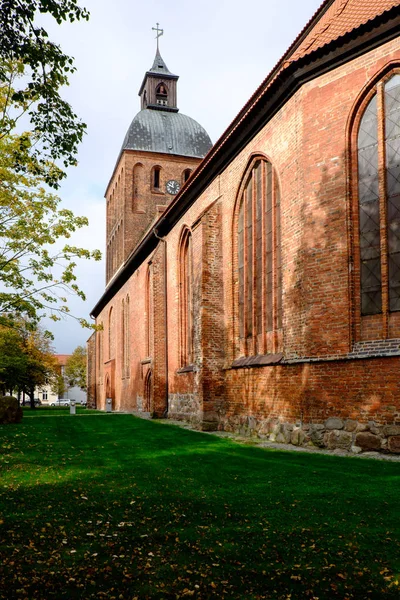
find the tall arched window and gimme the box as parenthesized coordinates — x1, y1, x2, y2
(355, 72, 400, 335)
(125, 295, 130, 377)
(145, 266, 153, 358)
(108, 307, 115, 360)
(236, 157, 282, 356)
(179, 228, 193, 366)
(121, 299, 125, 377)
(98, 323, 103, 385)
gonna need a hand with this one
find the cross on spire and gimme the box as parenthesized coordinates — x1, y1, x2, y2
(152, 22, 164, 51)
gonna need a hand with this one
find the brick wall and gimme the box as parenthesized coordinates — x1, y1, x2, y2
(91, 37, 400, 453)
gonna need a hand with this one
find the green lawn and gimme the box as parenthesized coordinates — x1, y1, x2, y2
(0, 413, 399, 599)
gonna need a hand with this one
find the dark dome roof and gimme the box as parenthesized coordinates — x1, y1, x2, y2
(122, 109, 212, 158)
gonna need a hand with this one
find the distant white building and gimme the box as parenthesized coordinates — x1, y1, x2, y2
(36, 354, 87, 405)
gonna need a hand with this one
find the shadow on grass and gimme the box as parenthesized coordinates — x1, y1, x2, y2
(0, 415, 399, 599)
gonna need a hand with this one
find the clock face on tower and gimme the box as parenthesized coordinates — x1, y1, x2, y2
(166, 179, 180, 195)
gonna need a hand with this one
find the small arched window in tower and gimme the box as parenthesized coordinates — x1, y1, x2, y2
(152, 166, 162, 191)
(182, 169, 192, 184)
(156, 83, 168, 106)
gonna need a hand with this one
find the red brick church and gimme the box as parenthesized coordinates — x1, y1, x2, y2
(88, 0, 400, 454)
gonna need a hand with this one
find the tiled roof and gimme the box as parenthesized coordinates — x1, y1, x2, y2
(288, 0, 400, 64)
(55, 354, 71, 366)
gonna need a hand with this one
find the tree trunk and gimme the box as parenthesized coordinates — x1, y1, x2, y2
(29, 386, 35, 409)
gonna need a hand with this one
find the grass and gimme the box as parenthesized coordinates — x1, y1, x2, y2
(0, 412, 399, 599)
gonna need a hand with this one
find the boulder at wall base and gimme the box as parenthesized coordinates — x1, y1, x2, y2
(309, 424, 325, 447)
(388, 436, 400, 454)
(383, 425, 400, 437)
(344, 419, 358, 432)
(0, 396, 22, 424)
(355, 432, 381, 451)
(324, 430, 353, 451)
(291, 428, 306, 446)
(325, 417, 344, 430)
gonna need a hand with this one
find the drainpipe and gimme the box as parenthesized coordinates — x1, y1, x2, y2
(153, 227, 169, 417)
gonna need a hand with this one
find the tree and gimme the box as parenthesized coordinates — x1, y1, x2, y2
(0, 325, 27, 395)
(0, 0, 89, 185)
(65, 345, 86, 390)
(0, 61, 101, 330)
(0, 2, 101, 332)
(22, 326, 58, 408)
(0, 320, 58, 407)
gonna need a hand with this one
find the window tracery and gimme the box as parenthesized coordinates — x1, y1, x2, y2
(356, 73, 400, 323)
(236, 157, 282, 356)
(179, 228, 193, 366)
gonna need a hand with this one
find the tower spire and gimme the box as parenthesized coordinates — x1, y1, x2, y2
(152, 22, 163, 52)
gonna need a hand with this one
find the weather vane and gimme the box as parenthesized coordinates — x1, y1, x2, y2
(152, 22, 164, 51)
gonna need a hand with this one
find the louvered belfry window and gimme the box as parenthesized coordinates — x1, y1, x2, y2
(237, 158, 282, 355)
(358, 74, 400, 315)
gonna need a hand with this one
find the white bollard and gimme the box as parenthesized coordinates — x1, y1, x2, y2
(106, 398, 112, 413)
(70, 400, 76, 415)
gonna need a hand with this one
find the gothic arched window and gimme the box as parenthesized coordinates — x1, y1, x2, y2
(125, 295, 130, 377)
(108, 307, 115, 360)
(145, 266, 153, 358)
(97, 323, 103, 386)
(179, 228, 193, 366)
(357, 73, 400, 321)
(236, 157, 282, 356)
(121, 299, 125, 377)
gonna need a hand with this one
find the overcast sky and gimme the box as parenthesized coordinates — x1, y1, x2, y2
(41, 0, 323, 353)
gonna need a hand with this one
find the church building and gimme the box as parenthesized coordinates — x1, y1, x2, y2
(88, 0, 400, 454)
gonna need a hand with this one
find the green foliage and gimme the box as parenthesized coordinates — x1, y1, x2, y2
(0, 64, 101, 329)
(51, 372, 67, 397)
(0, 326, 28, 392)
(65, 345, 86, 390)
(0, 415, 399, 598)
(0, 321, 58, 404)
(0, 0, 89, 185)
(0, 395, 22, 423)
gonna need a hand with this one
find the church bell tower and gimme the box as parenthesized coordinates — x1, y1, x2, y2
(104, 25, 213, 285)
